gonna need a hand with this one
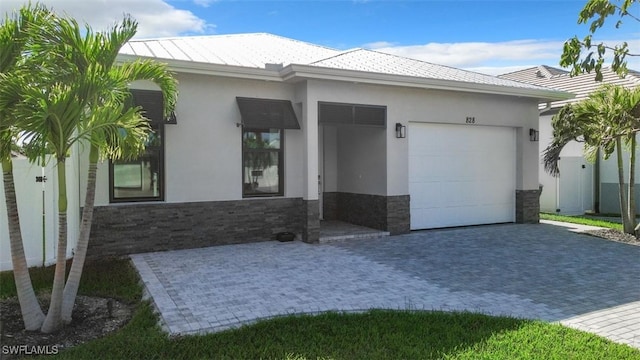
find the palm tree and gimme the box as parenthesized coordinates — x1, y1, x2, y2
(8, 9, 177, 332)
(0, 4, 52, 331)
(52, 19, 177, 325)
(11, 71, 89, 333)
(62, 67, 177, 324)
(544, 85, 640, 235)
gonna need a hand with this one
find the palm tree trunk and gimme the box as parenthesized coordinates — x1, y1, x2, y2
(41, 160, 68, 333)
(616, 138, 633, 234)
(61, 145, 97, 323)
(629, 135, 637, 234)
(2, 158, 45, 330)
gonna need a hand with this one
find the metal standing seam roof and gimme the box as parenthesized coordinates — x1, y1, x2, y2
(120, 33, 569, 99)
(121, 33, 342, 68)
(308, 48, 553, 90)
(499, 65, 640, 110)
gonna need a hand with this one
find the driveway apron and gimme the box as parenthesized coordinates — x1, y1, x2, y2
(131, 223, 640, 349)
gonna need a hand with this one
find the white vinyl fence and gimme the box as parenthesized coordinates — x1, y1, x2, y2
(0, 155, 79, 271)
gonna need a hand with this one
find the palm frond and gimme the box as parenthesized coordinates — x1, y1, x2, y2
(114, 60, 178, 118)
(542, 104, 584, 176)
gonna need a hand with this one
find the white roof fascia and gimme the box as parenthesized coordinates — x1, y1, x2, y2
(117, 54, 284, 82)
(116, 54, 573, 102)
(281, 64, 573, 102)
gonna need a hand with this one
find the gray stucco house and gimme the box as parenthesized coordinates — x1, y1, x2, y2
(0, 33, 571, 267)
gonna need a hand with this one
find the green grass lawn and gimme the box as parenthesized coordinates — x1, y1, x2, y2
(2, 259, 639, 359)
(540, 212, 624, 230)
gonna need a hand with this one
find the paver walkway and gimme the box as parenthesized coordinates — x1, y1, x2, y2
(131, 223, 640, 349)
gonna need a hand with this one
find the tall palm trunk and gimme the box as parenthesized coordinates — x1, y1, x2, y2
(41, 160, 68, 333)
(616, 138, 633, 234)
(61, 145, 97, 323)
(2, 158, 45, 330)
(629, 135, 637, 232)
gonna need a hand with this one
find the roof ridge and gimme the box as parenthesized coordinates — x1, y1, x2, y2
(309, 48, 363, 64)
(536, 65, 554, 78)
(255, 33, 341, 53)
(128, 32, 267, 42)
(498, 66, 537, 77)
(498, 65, 568, 78)
(129, 32, 342, 53)
(362, 48, 508, 80)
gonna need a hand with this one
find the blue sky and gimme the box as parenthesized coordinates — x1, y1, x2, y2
(2, 0, 639, 75)
(172, 1, 592, 45)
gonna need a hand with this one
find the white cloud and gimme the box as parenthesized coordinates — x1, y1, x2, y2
(367, 39, 565, 68)
(362, 41, 396, 49)
(367, 38, 640, 76)
(193, 0, 216, 7)
(0, 0, 214, 38)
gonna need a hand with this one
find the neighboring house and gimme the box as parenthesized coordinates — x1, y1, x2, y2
(1, 33, 570, 266)
(500, 65, 640, 215)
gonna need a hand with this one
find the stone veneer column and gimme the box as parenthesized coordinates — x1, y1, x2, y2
(516, 189, 540, 223)
(386, 195, 410, 235)
(303, 200, 320, 243)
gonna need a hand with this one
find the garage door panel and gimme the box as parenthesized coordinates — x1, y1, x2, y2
(411, 203, 514, 229)
(409, 123, 516, 230)
(408, 182, 441, 207)
(409, 155, 444, 181)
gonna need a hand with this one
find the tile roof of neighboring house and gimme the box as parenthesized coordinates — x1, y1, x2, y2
(499, 65, 569, 83)
(499, 65, 640, 111)
(120, 33, 570, 101)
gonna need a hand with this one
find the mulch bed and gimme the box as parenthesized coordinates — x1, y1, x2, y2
(584, 228, 640, 246)
(0, 294, 134, 359)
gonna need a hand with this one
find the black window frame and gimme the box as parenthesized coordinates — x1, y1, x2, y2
(109, 90, 166, 203)
(242, 127, 284, 198)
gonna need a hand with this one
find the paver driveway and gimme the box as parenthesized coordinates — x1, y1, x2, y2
(131, 223, 640, 348)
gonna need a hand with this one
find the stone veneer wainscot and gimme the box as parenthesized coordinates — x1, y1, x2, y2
(88, 198, 304, 257)
(322, 192, 410, 235)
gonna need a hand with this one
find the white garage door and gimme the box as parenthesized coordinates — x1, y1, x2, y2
(409, 123, 516, 230)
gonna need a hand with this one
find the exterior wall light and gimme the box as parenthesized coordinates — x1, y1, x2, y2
(529, 128, 539, 142)
(395, 123, 406, 138)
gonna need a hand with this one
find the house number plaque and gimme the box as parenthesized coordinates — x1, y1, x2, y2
(465, 117, 476, 124)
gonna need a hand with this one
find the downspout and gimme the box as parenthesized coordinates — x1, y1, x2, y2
(41, 167, 45, 267)
(595, 148, 600, 213)
(539, 102, 553, 209)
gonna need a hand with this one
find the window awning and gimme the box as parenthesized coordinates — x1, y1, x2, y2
(318, 102, 386, 127)
(130, 89, 177, 125)
(236, 97, 300, 129)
